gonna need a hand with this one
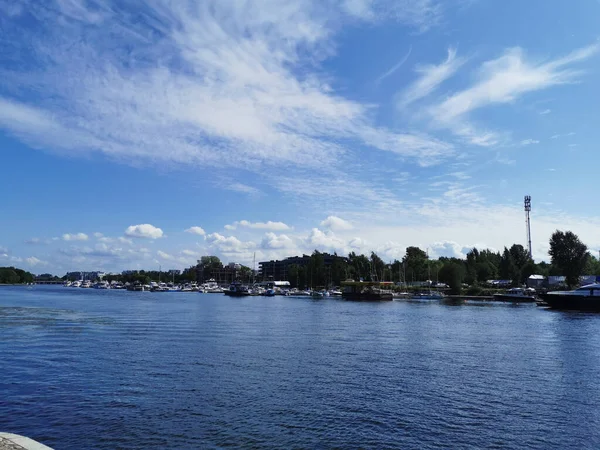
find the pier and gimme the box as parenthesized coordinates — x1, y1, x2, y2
(0, 433, 53, 450)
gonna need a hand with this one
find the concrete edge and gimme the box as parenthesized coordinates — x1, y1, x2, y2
(0, 433, 53, 450)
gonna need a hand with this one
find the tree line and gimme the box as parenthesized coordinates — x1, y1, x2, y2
(49, 229, 596, 292)
(0, 267, 35, 284)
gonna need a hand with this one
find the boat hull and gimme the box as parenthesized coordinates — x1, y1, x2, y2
(342, 292, 393, 301)
(223, 291, 250, 297)
(540, 293, 600, 311)
(493, 294, 536, 302)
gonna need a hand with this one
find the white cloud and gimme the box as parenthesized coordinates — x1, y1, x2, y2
(551, 132, 575, 139)
(25, 237, 42, 244)
(320, 216, 353, 231)
(125, 224, 163, 239)
(225, 183, 262, 197)
(0, 0, 456, 189)
(206, 233, 254, 254)
(26, 256, 47, 266)
(306, 228, 347, 252)
(185, 226, 206, 236)
(181, 249, 198, 257)
(429, 241, 466, 258)
(261, 232, 295, 250)
(226, 220, 291, 231)
(429, 44, 598, 144)
(157, 250, 174, 261)
(398, 47, 466, 107)
(539, 109, 551, 115)
(342, 0, 445, 31)
(376, 46, 412, 85)
(63, 232, 89, 241)
(520, 139, 540, 146)
(93, 232, 104, 238)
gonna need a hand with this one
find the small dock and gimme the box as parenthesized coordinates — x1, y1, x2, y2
(0, 433, 53, 450)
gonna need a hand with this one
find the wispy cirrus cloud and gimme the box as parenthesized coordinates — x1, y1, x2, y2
(398, 47, 466, 107)
(0, 0, 454, 183)
(427, 44, 598, 145)
(520, 139, 540, 146)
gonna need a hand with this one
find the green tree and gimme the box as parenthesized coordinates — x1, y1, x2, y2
(370, 252, 385, 281)
(402, 246, 428, 282)
(438, 261, 465, 295)
(549, 230, 589, 288)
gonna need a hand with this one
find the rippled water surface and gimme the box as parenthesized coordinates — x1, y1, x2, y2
(2, 286, 600, 449)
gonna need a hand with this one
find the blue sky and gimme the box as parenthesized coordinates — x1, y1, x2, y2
(1, 0, 600, 274)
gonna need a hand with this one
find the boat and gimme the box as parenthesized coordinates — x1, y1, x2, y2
(493, 287, 537, 302)
(311, 290, 326, 298)
(202, 279, 223, 293)
(263, 288, 276, 297)
(95, 280, 110, 289)
(329, 289, 343, 297)
(410, 290, 445, 300)
(223, 282, 250, 297)
(539, 283, 600, 311)
(63, 281, 72, 287)
(341, 281, 393, 301)
(71, 280, 82, 288)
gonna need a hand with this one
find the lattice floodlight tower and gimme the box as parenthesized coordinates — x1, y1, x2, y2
(524, 195, 532, 259)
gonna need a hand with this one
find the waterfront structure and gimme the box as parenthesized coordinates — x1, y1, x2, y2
(259, 254, 346, 281)
(524, 195, 532, 259)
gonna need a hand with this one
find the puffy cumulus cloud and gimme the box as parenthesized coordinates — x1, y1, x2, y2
(306, 228, 347, 252)
(320, 215, 353, 231)
(93, 232, 104, 238)
(206, 233, 255, 254)
(429, 241, 466, 258)
(225, 220, 291, 231)
(185, 226, 206, 236)
(26, 256, 47, 266)
(125, 224, 163, 239)
(62, 232, 89, 241)
(261, 233, 295, 250)
(349, 237, 366, 249)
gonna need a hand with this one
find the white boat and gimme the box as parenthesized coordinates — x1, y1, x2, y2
(81, 281, 92, 288)
(202, 279, 223, 293)
(71, 281, 82, 288)
(95, 281, 110, 289)
(63, 281, 72, 287)
(410, 291, 445, 300)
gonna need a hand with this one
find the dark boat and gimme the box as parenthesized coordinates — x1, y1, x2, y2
(341, 281, 393, 301)
(539, 283, 600, 311)
(493, 287, 537, 302)
(223, 281, 250, 297)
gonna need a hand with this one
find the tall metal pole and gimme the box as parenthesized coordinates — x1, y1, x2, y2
(524, 195, 532, 259)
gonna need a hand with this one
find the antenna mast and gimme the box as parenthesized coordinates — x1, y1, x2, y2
(524, 195, 532, 259)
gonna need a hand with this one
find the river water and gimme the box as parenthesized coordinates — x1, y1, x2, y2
(1, 286, 600, 449)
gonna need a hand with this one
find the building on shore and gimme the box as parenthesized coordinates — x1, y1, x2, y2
(258, 254, 346, 281)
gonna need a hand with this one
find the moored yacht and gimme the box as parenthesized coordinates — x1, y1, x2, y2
(493, 287, 536, 302)
(223, 282, 250, 297)
(540, 283, 600, 311)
